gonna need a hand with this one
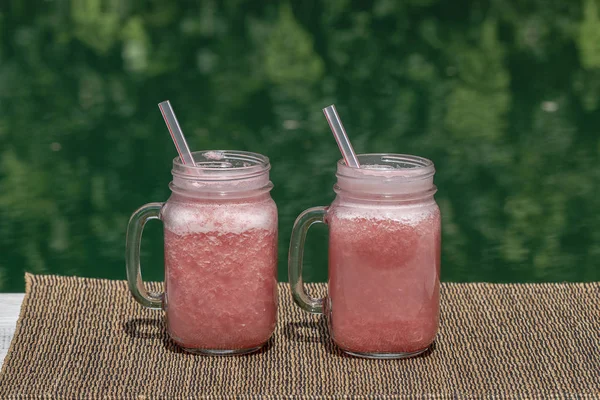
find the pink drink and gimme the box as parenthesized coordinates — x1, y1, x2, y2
(126, 150, 277, 355)
(162, 194, 278, 351)
(288, 153, 441, 358)
(328, 205, 441, 354)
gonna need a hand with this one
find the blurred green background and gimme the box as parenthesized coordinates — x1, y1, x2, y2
(1, 0, 599, 292)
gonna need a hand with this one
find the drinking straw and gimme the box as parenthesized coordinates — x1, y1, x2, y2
(159, 100, 196, 166)
(323, 104, 361, 168)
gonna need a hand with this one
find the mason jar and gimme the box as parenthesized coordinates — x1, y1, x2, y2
(126, 150, 278, 355)
(289, 153, 440, 359)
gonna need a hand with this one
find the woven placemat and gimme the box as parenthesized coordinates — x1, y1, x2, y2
(0, 274, 599, 399)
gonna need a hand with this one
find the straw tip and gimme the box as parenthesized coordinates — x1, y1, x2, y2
(323, 104, 336, 112)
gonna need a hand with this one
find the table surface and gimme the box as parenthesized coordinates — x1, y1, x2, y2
(0, 294, 25, 368)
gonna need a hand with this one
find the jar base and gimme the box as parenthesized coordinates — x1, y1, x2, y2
(343, 347, 429, 359)
(181, 345, 263, 356)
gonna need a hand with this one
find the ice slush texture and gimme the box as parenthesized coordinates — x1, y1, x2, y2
(328, 204, 441, 354)
(162, 195, 277, 350)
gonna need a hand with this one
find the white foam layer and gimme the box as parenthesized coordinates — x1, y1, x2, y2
(332, 204, 437, 226)
(163, 203, 277, 235)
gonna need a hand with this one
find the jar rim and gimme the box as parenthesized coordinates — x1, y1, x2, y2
(336, 153, 435, 181)
(172, 150, 270, 181)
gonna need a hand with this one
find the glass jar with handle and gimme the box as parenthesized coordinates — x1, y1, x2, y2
(288, 153, 441, 359)
(126, 150, 278, 355)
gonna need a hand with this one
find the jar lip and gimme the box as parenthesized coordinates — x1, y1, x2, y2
(169, 181, 274, 198)
(172, 150, 270, 181)
(336, 153, 435, 181)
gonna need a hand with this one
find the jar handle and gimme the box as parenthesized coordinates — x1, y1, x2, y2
(125, 202, 164, 310)
(288, 206, 328, 314)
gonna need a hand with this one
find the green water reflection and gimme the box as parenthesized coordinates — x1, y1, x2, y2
(1, 0, 599, 292)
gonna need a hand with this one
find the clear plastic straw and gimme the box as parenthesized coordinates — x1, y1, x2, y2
(323, 104, 361, 168)
(159, 100, 196, 166)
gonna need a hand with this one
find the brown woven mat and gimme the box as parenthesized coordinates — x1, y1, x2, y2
(1, 274, 599, 399)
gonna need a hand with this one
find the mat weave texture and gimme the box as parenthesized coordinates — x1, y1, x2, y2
(0, 274, 599, 399)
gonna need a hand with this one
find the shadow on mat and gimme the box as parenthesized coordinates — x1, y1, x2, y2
(283, 316, 436, 359)
(283, 316, 344, 357)
(123, 318, 274, 356)
(123, 318, 185, 354)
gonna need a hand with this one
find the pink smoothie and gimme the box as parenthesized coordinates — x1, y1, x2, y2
(328, 206, 441, 354)
(162, 196, 277, 351)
